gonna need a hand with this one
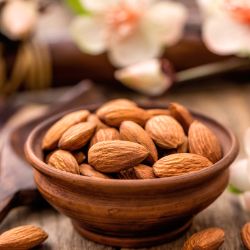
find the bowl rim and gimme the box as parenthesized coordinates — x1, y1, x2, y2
(24, 103, 239, 188)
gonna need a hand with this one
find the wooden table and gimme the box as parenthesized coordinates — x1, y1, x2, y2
(0, 78, 250, 249)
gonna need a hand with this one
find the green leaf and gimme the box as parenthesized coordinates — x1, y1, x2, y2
(65, 0, 89, 15)
(228, 184, 243, 195)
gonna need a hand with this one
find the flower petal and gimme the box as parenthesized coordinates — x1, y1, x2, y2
(230, 159, 250, 192)
(142, 1, 188, 46)
(70, 16, 107, 55)
(80, 0, 117, 12)
(203, 14, 250, 55)
(114, 59, 173, 96)
(108, 29, 162, 67)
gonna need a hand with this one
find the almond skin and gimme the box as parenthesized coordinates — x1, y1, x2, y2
(118, 168, 137, 179)
(96, 98, 137, 118)
(97, 106, 150, 127)
(169, 102, 193, 133)
(0, 225, 48, 250)
(47, 149, 80, 174)
(88, 140, 149, 173)
(42, 110, 89, 150)
(58, 122, 96, 151)
(134, 164, 156, 179)
(72, 151, 86, 164)
(241, 222, 250, 250)
(90, 128, 120, 146)
(145, 115, 185, 149)
(188, 121, 222, 163)
(182, 227, 225, 250)
(87, 114, 108, 130)
(147, 109, 170, 118)
(177, 136, 189, 153)
(120, 121, 158, 163)
(79, 164, 110, 179)
(153, 153, 213, 177)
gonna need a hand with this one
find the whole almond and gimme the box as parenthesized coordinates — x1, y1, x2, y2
(96, 98, 137, 117)
(182, 227, 225, 250)
(47, 149, 80, 174)
(79, 164, 110, 179)
(97, 106, 150, 127)
(58, 122, 96, 150)
(241, 222, 250, 250)
(153, 153, 212, 177)
(90, 128, 120, 146)
(42, 110, 89, 150)
(0, 225, 48, 250)
(87, 114, 108, 130)
(169, 102, 193, 133)
(72, 151, 86, 164)
(147, 109, 170, 118)
(88, 140, 149, 173)
(134, 164, 156, 179)
(145, 115, 185, 149)
(120, 121, 158, 163)
(189, 121, 222, 163)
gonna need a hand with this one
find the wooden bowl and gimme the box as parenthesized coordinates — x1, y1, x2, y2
(25, 103, 238, 248)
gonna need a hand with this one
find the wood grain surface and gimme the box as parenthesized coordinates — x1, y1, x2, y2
(1, 78, 250, 249)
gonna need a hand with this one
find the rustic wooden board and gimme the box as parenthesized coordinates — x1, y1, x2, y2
(1, 79, 250, 249)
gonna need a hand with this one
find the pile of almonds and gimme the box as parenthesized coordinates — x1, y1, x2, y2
(42, 99, 222, 179)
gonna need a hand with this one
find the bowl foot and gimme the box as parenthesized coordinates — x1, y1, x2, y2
(72, 219, 192, 248)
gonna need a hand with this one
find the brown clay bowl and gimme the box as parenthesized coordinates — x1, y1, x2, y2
(25, 103, 238, 248)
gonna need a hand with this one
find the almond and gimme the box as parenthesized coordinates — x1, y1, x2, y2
(90, 128, 120, 146)
(96, 98, 137, 117)
(241, 222, 250, 250)
(0, 225, 48, 250)
(177, 136, 189, 153)
(42, 110, 89, 150)
(47, 149, 80, 174)
(98, 106, 150, 127)
(153, 153, 213, 177)
(120, 121, 158, 163)
(118, 168, 137, 179)
(72, 151, 86, 164)
(79, 164, 110, 179)
(188, 121, 222, 163)
(87, 114, 108, 130)
(147, 109, 170, 118)
(58, 122, 96, 151)
(88, 140, 149, 173)
(182, 227, 225, 250)
(134, 164, 156, 179)
(169, 102, 193, 133)
(145, 115, 185, 149)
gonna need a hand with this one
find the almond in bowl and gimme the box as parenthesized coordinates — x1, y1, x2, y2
(25, 99, 238, 248)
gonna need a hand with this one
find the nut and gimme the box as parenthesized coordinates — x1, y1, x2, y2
(0, 225, 48, 249)
(169, 102, 193, 133)
(188, 121, 222, 163)
(87, 114, 108, 130)
(47, 149, 80, 174)
(42, 110, 89, 150)
(120, 121, 158, 163)
(90, 128, 120, 146)
(153, 153, 212, 177)
(145, 115, 185, 149)
(98, 106, 150, 127)
(182, 227, 225, 250)
(241, 222, 250, 250)
(79, 164, 110, 179)
(72, 151, 86, 164)
(134, 164, 155, 179)
(88, 140, 149, 173)
(147, 108, 170, 117)
(58, 122, 96, 150)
